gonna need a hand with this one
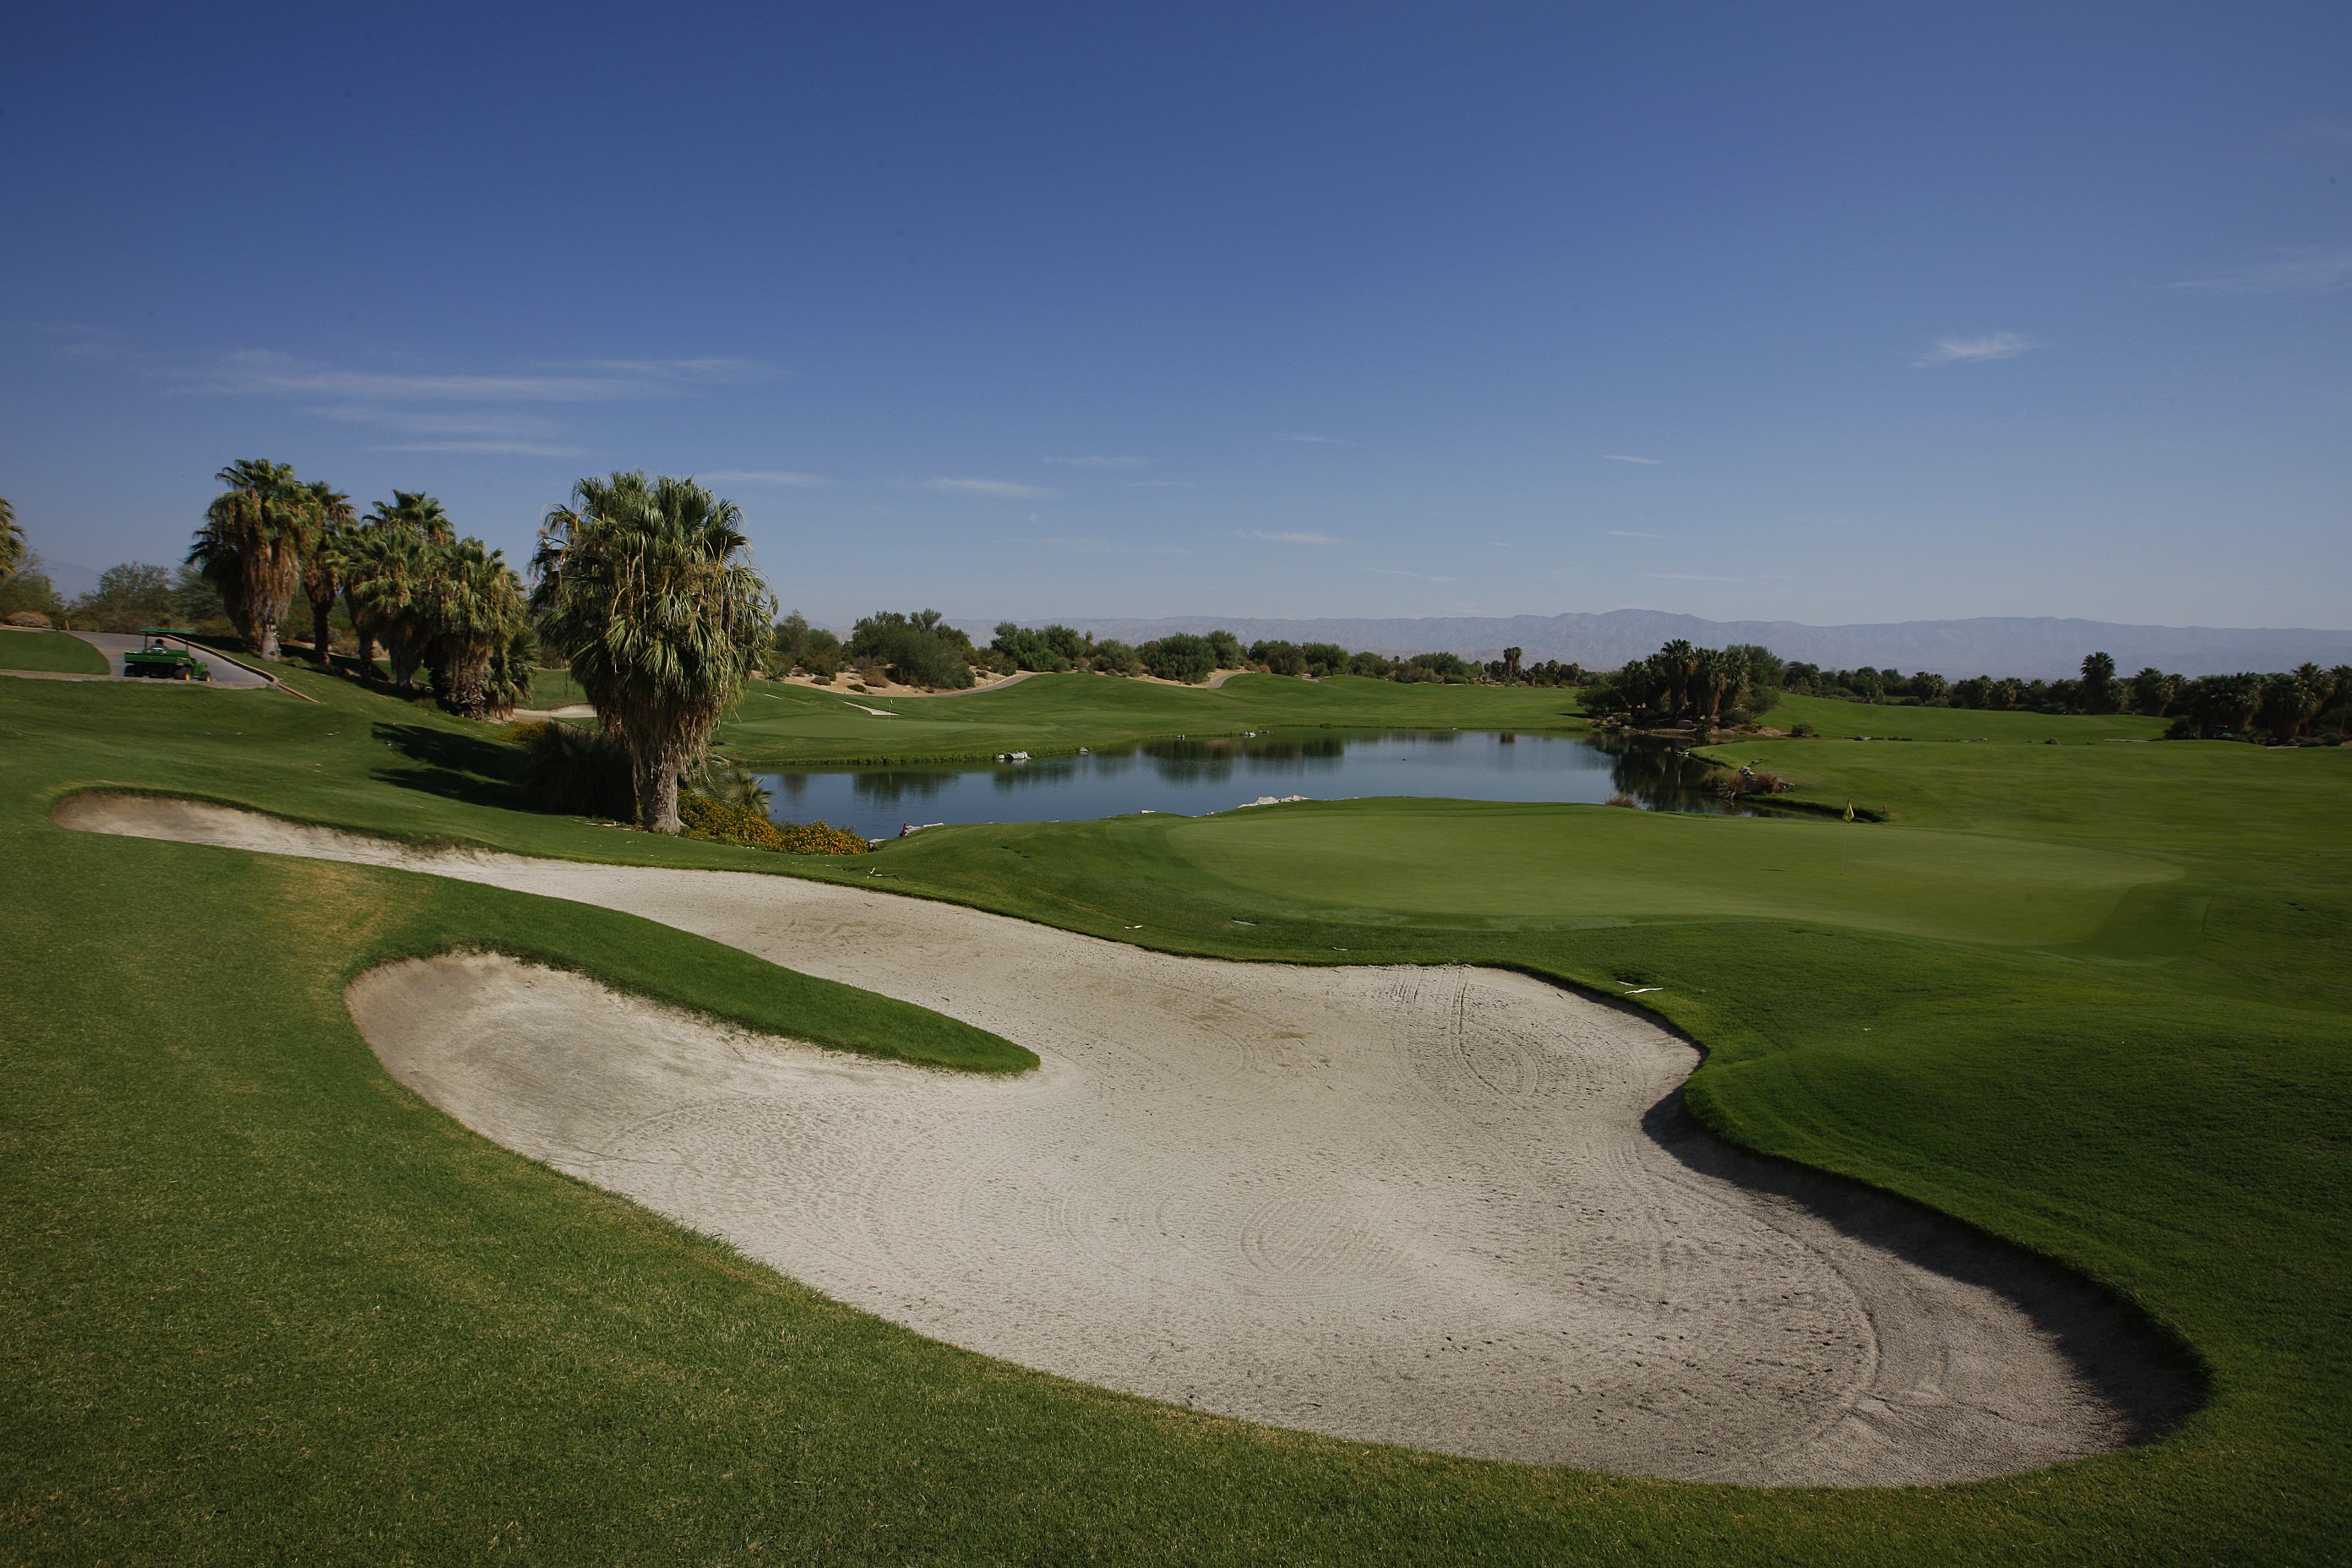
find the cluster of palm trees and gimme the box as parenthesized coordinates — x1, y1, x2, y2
(2165, 664, 2352, 743)
(1593, 639, 1777, 723)
(188, 460, 531, 718)
(186, 461, 770, 833)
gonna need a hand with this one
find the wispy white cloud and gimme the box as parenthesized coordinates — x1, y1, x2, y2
(1364, 566, 1456, 583)
(702, 469, 830, 486)
(1239, 529, 1345, 545)
(924, 476, 1057, 499)
(2167, 244, 2352, 297)
(558, 357, 772, 384)
(1015, 536, 1189, 556)
(311, 406, 566, 438)
(1601, 453, 1662, 466)
(1044, 454, 1150, 469)
(1609, 529, 1664, 539)
(1275, 432, 1350, 445)
(1129, 479, 1195, 488)
(1914, 330, 2038, 367)
(1642, 572, 1740, 582)
(168, 349, 773, 402)
(369, 440, 590, 457)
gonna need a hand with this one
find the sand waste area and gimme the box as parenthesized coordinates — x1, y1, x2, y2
(59, 792, 2197, 1484)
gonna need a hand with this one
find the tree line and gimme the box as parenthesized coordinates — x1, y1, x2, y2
(1782, 650, 2352, 743)
(765, 619, 1592, 689)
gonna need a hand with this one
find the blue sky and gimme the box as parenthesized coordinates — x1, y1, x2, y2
(4, 3, 2346, 629)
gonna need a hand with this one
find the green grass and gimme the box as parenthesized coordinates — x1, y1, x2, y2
(1758, 690, 2169, 742)
(3, 664, 2346, 1563)
(0, 629, 110, 676)
(716, 669, 1587, 765)
(523, 663, 593, 709)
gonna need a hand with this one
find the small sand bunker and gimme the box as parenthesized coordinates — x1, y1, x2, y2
(59, 792, 2196, 1484)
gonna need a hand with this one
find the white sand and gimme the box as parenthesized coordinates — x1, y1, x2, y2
(59, 793, 2193, 1484)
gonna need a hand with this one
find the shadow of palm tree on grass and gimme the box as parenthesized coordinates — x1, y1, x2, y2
(370, 720, 522, 810)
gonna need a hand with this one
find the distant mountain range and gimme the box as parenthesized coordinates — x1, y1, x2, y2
(1004, 610, 2352, 681)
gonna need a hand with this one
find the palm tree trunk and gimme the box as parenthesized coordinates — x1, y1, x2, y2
(634, 743, 684, 834)
(444, 641, 492, 720)
(311, 595, 335, 664)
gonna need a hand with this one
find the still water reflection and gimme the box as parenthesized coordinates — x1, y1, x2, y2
(759, 729, 1750, 839)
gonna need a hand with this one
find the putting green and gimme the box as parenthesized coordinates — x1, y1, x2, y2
(1158, 799, 2176, 946)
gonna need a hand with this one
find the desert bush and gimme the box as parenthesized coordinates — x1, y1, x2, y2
(512, 721, 635, 819)
(678, 793, 869, 855)
(1141, 633, 1216, 683)
(776, 819, 872, 855)
(1789, 721, 1818, 738)
(848, 609, 974, 689)
(1090, 639, 1142, 676)
(6, 610, 51, 629)
(1605, 792, 1637, 808)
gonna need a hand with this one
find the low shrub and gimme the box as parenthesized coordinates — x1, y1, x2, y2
(679, 793, 869, 856)
(1718, 765, 1797, 800)
(512, 721, 634, 819)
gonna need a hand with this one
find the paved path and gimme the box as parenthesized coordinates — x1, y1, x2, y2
(70, 633, 275, 689)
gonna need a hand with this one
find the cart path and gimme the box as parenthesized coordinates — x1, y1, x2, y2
(69, 632, 275, 688)
(57, 792, 2199, 1485)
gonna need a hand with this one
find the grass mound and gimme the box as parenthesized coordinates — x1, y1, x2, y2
(0, 628, 110, 675)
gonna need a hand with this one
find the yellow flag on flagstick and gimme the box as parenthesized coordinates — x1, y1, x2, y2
(1843, 802, 1856, 823)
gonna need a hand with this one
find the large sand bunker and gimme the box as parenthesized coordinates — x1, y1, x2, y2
(60, 792, 2196, 1484)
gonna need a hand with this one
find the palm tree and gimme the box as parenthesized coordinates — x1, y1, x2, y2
(531, 471, 773, 833)
(298, 482, 356, 662)
(483, 623, 537, 721)
(416, 538, 528, 718)
(1700, 646, 1750, 720)
(365, 489, 453, 544)
(188, 460, 311, 658)
(1656, 639, 1698, 714)
(0, 493, 21, 587)
(343, 492, 454, 682)
(2129, 667, 2178, 717)
(2080, 651, 2118, 714)
(345, 526, 433, 691)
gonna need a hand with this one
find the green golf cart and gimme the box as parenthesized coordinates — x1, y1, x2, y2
(122, 629, 213, 682)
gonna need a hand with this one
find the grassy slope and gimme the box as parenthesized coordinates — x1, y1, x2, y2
(0, 629, 111, 675)
(1756, 690, 2169, 742)
(3, 668, 2346, 1562)
(716, 669, 1586, 765)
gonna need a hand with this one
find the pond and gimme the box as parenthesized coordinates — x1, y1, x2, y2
(756, 730, 1753, 839)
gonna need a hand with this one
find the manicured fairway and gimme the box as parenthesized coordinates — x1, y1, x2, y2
(0, 629, 110, 675)
(716, 669, 1586, 765)
(1756, 690, 2169, 742)
(2, 668, 2346, 1563)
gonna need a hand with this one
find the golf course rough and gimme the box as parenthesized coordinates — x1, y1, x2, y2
(62, 792, 2196, 1486)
